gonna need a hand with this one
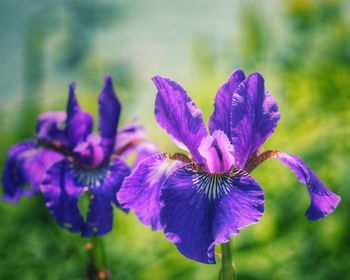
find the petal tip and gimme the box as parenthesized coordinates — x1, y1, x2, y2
(306, 193, 341, 221)
(245, 72, 265, 84)
(104, 75, 112, 85)
(232, 68, 246, 80)
(67, 84, 78, 109)
(152, 75, 165, 88)
(69, 82, 76, 92)
(102, 75, 114, 94)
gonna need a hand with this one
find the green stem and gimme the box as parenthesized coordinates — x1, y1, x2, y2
(219, 241, 236, 280)
(86, 237, 111, 280)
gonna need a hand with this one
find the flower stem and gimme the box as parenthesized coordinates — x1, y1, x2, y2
(86, 237, 112, 280)
(219, 240, 236, 280)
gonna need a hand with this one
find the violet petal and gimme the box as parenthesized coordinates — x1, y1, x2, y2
(275, 152, 340, 220)
(230, 73, 280, 168)
(209, 69, 246, 137)
(160, 165, 264, 264)
(2, 141, 35, 202)
(66, 83, 93, 147)
(152, 76, 207, 163)
(2, 141, 63, 203)
(81, 158, 130, 237)
(40, 160, 85, 233)
(117, 153, 183, 231)
(98, 76, 121, 158)
(36, 112, 67, 144)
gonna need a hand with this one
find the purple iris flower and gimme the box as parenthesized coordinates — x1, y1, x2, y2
(2, 76, 156, 237)
(117, 70, 341, 264)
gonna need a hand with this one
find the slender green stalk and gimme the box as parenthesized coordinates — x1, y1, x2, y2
(219, 240, 236, 280)
(86, 237, 111, 280)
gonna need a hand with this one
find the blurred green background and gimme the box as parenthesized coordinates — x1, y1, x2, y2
(0, 0, 349, 279)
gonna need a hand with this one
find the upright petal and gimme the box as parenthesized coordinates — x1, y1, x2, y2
(275, 153, 340, 220)
(40, 160, 85, 232)
(98, 76, 121, 157)
(230, 73, 280, 168)
(36, 112, 67, 144)
(118, 153, 183, 231)
(66, 83, 93, 147)
(152, 76, 207, 163)
(209, 69, 246, 137)
(160, 165, 264, 264)
(82, 158, 130, 237)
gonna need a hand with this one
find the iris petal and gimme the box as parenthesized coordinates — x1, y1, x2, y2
(2, 141, 63, 203)
(66, 83, 93, 147)
(230, 73, 280, 168)
(117, 153, 183, 231)
(2, 141, 35, 202)
(36, 112, 67, 144)
(95, 157, 131, 208)
(81, 158, 130, 237)
(98, 76, 121, 158)
(275, 152, 340, 220)
(114, 120, 158, 166)
(82, 191, 113, 237)
(160, 165, 264, 264)
(115, 121, 146, 153)
(41, 160, 85, 232)
(209, 69, 246, 137)
(152, 76, 207, 163)
(41, 157, 130, 236)
(132, 141, 159, 168)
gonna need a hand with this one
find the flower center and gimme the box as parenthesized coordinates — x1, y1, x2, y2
(70, 162, 109, 187)
(190, 166, 245, 200)
(198, 130, 235, 173)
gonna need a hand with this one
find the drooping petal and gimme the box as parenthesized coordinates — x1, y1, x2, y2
(82, 191, 113, 237)
(209, 69, 246, 137)
(36, 112, 67, 143)
(275, 152, 341, 220)
(230, 73, 280, 168)
(66, 83, 93, 147)
(114, 121, 158, 167)
(2, 141, 63, 203)
(118, 153, 183, 231)
(198, 130, 235, 173)
(95, 157, 131, 207)
(115, 120, 146, 153)
(152, 76, 207, 163)
(20, 148, 63, 193)
(160, 165, 264, 264)
(132, 141, 159, 168)
(40, 160, 85, 232)
(98, 76, 121, 158)
(81, 158, 130, 237)
(2, 141, 36, 202)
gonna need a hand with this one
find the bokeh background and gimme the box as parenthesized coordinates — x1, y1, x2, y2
(0, 0, 349, 279)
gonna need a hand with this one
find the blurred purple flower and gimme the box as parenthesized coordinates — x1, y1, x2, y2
(117, 69, 341, 264)
(2, 76, 157, 237)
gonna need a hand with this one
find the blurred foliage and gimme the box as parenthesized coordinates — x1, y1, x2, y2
(0, 0, 349, 279)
